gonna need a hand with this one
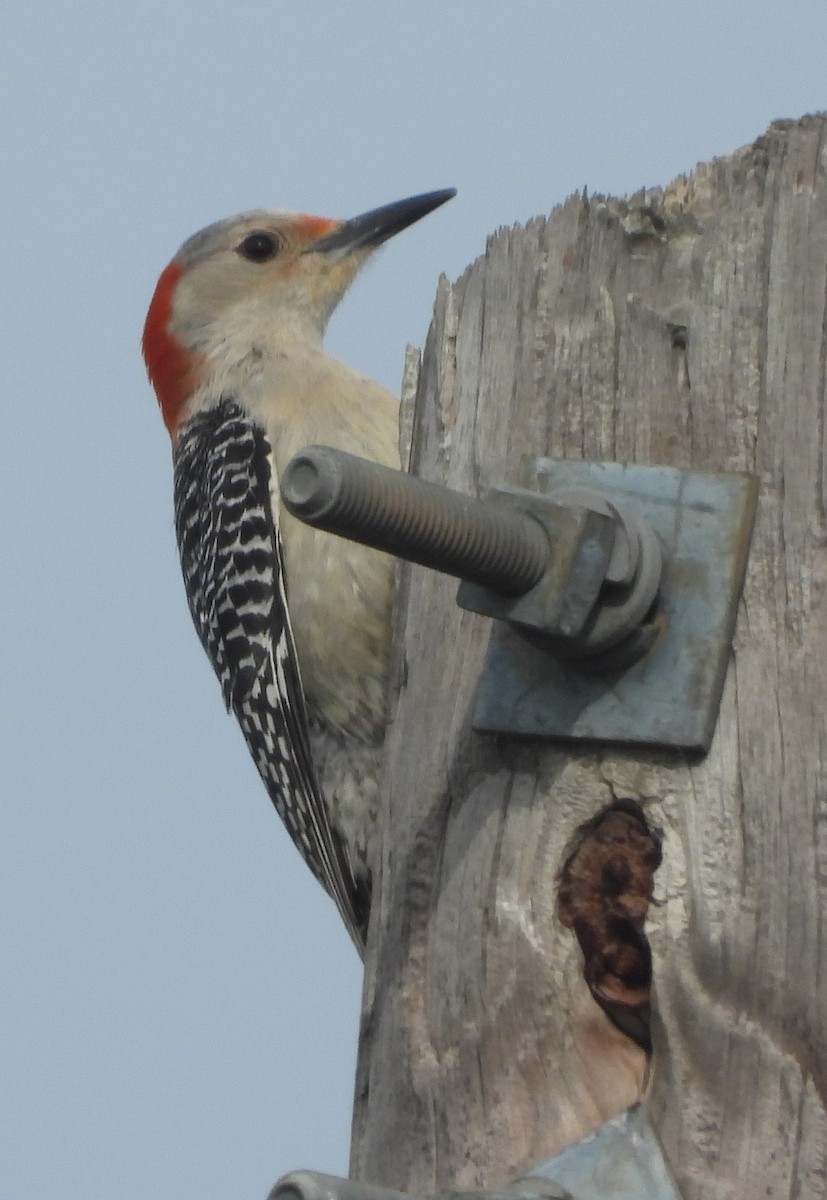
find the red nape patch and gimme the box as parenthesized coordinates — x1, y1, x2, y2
(142, 260, 201, 440)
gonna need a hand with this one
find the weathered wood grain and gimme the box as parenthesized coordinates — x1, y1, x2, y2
(351, 116, 827, 1200)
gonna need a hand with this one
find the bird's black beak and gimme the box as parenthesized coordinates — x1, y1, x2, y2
(306, 189, 456, 258)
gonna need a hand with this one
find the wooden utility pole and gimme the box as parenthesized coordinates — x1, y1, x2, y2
(351, 116, 827, 1200)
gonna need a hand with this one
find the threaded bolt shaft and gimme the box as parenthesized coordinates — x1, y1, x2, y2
(281, 445, 549, 596)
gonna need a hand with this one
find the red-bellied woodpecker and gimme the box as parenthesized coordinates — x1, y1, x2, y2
(142, 190, 454, 954)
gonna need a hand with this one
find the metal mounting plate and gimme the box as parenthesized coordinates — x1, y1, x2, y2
(530, 1104, 682, 1200)
(470, 459, 758, 751)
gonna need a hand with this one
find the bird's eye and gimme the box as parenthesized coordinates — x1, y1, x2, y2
(238, 231, 282, 263)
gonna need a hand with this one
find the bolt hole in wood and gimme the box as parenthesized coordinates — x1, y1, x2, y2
(557, 800, 662, 1052)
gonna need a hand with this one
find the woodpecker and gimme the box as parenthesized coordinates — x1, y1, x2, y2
(143, 189, 454, 954)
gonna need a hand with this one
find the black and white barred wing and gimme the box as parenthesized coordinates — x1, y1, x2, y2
(173, 398, 366, 953)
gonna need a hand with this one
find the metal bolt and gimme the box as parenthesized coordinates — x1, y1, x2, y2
(281, 445, 550, 595)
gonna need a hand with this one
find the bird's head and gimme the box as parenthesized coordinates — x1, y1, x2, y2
(142, 189, 455, 439)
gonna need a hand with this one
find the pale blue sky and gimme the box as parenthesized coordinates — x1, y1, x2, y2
(2, 3, 825, 1198)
